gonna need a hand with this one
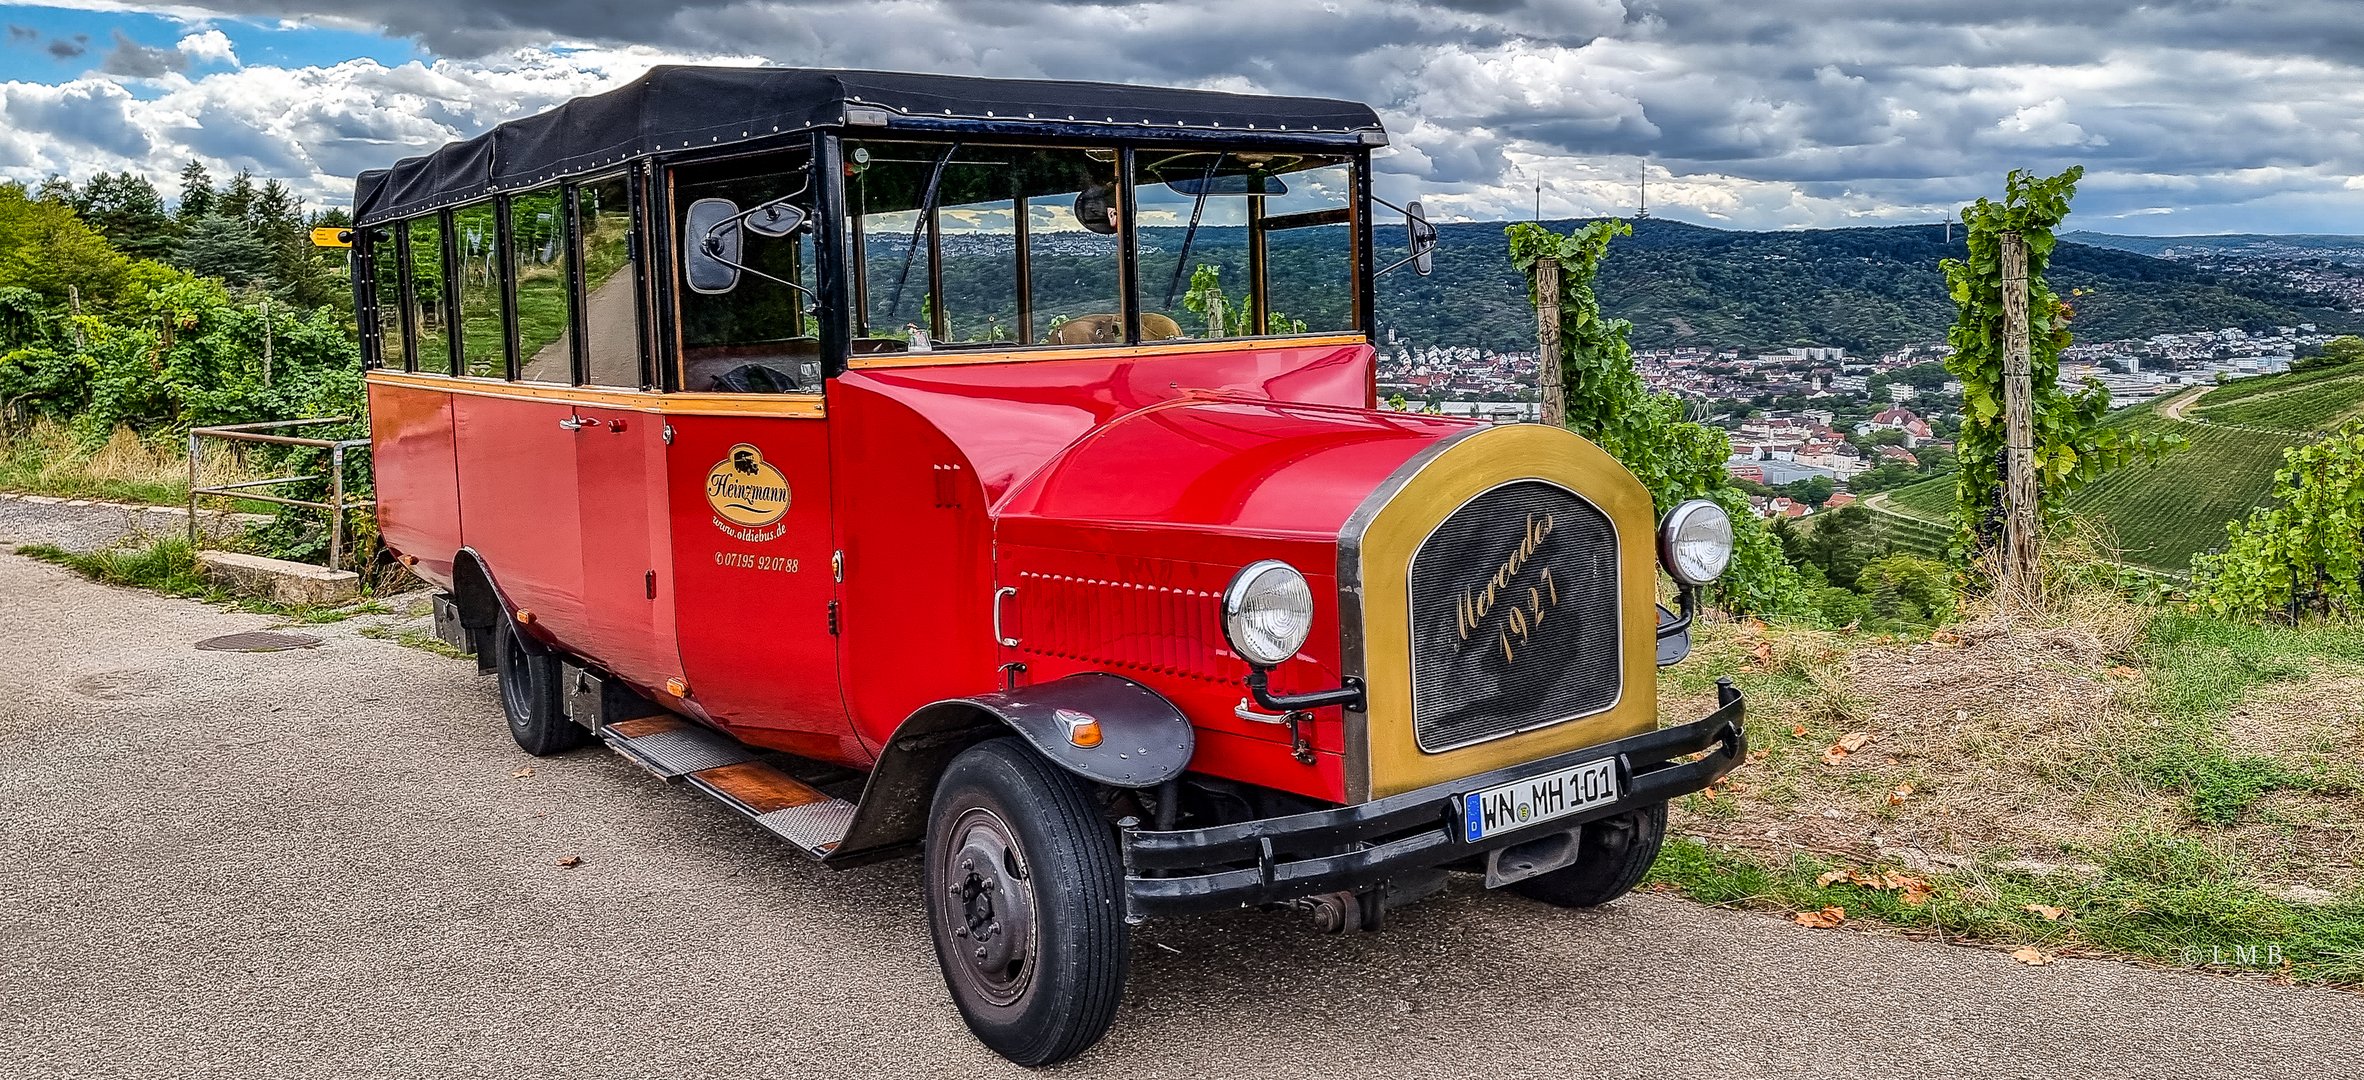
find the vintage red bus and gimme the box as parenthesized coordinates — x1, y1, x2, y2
(354, 67, 1744, 1066)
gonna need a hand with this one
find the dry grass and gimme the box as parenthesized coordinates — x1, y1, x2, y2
(1664, 538, 2364, 888)
(0, 420, 254, 506)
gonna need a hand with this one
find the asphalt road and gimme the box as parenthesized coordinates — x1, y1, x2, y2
(2, 547, 2358, 1079)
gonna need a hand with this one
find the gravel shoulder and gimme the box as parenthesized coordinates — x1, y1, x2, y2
(0, 491, 256, 553)
(1, 549, 2358, 1079)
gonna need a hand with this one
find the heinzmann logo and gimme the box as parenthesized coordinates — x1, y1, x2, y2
(706, 443, 791, 542)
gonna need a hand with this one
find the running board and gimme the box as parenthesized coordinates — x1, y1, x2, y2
(600, 716, 855, 859)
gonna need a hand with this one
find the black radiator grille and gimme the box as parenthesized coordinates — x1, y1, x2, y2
(1408, 481, 1622, 752)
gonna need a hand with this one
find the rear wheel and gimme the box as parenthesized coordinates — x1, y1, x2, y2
(1511, 801, 1667, 908)
(495, 619, 585, 756)
(923, 737, 1127, 1067)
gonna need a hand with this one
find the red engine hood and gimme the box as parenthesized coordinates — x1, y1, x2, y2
(831, 339, 1393, 519)
(996, 397, 1480, 544)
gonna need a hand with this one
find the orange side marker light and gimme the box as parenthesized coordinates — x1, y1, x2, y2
(1055, 708, 1102, 748)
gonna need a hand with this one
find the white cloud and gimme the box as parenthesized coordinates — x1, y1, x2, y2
(0, 45, 754, 211)
(176, 29, 238, 66)
(4, 2, 2364, 231)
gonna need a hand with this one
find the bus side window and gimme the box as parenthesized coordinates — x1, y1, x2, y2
(407, 215, 452, 374)
(452, 201, 503, 378)
(370, 228, 405, 369)
(579, 175, 642, 388)
(509, 185, 575, 385)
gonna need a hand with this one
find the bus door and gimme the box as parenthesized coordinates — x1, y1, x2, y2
(656, 151, 854, 761)
(663, 412, 853, 761)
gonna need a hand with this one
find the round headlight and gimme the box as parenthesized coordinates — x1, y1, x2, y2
(1659, 499, 1734, 586)
(1222, 560, 1314, 668)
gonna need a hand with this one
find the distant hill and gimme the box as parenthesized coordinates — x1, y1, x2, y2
(2063, 232, 2364, 264)
(1370, 218, 2364, 354)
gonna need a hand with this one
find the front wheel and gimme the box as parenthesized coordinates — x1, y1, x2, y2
(1511, 800, 1667, 908)
(923, 737, 1128, 1067)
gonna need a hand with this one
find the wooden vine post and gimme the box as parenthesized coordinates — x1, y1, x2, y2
(1998, 231, 2040, 586)
(1535, 257, 1564, 427)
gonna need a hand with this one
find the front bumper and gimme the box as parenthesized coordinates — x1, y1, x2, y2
(1121, 680, 1745, 918)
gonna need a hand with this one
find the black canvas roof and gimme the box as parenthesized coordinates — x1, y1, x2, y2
(352, 66, 1386, 226)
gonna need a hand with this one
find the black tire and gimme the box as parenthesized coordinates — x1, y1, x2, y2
(494, 619, 585, 756)
(923, 737, 1128, 1067)
(1510, 800, 1667, 908)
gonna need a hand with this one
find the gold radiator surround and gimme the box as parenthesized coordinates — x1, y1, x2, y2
(1337, 424, 1661, 801)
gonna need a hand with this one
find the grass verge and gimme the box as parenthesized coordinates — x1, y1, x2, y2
(1647, 832, 2364, 983)
(1655, 570, 2364, 984)
(14, 537, 381, 623)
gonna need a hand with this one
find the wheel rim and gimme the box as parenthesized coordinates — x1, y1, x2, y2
(936, 805, 1038, 1009)
(499, 629, 532, 723)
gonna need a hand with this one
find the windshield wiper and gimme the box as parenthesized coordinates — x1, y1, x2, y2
(1162, 154, 1224, 310)
(885, 143, 959, 322)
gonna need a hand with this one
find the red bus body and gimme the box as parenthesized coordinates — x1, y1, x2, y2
(373, 337, 1442, 799)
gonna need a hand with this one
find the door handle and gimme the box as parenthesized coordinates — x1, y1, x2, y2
(558, 416, 589, 431)
(992, 586, 1019, 647)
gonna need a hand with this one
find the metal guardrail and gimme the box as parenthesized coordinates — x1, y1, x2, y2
(187, 418, 373, 569)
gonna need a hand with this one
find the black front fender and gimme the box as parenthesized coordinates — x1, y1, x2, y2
(828, 673, 1195, 863)
(946, 673, 1195, 788)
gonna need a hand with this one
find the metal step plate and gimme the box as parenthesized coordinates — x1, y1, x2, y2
(686, 759, 855, 857)
(602, 716, 758, 778)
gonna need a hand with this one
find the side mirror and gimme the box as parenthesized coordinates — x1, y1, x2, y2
(684, 198, 741, 294)
(744, 198, 807, 238)
(1405, 200, 1437, 277)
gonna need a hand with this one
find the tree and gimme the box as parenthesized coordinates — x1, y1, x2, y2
(1848, 461, 1923, 494)
(173, 213, 274, 286)
(218, 170, 258, 226)
(1507, 219, 1809, 616)
(1780, 475, 1836, 508)
(73, 171, 176, 261)
(32, 175, 74, 206)
(1939, 166, 2180, 562)
(1791, 504, 1887, 589)
(177, 160, 216, 221)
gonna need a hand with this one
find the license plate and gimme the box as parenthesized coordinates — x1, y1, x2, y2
(1461, 758, 1620, 843)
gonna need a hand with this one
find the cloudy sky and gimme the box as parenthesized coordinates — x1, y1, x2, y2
(2, 1, 2360, 233)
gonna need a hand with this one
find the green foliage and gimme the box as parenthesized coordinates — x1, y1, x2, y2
(1180, 263, 1306, 337)
(0, 178, 365, 569)
(2190, 422, 2364, 617)
(1647, 833, 2364, 984)
(1784, 504, 1884, 588)
(1857, 553, 1955, 624)
(1940, 167, 2182, 557)
(16, 536, 213, 595)
(2292, 335, 2364, 373)
(1505, 219, 1809, 616)
(72, 171, 177, 261)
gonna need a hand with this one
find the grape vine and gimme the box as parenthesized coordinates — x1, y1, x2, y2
(1507, 220, 1809, 616)
(1940, 166, 2181, 559)
(2190, 422, 2364, 618)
